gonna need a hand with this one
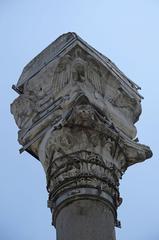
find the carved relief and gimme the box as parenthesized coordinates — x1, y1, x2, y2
(53, 55, 72, 95)
(87, 57, 104, 96)
(46, 150, 121, 208)
(12, 46, 141, 140)
(11, 94, 36, 129)
(71, 57, 87, 83)
(11, 34, 152, 227)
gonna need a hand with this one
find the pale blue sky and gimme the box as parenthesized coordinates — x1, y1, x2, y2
(1, 1, 159, 239)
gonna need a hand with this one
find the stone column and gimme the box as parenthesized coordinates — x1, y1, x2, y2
(11, 32, 152, 240)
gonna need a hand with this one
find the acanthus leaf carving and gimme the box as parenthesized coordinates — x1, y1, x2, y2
(11, 33, 152, 229)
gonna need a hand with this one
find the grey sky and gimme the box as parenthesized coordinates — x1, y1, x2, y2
(1, 1, 159, 239)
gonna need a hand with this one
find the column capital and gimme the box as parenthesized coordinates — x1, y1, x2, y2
(11, 32, 152, 231)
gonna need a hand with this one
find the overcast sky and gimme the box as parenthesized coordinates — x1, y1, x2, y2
(1, 1, 159, 239)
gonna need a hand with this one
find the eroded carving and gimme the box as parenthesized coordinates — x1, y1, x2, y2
(46, 150, 121, 208)
(11, 33, 152, 227)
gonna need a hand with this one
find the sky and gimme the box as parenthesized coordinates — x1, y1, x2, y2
(0, 0, 159, 239)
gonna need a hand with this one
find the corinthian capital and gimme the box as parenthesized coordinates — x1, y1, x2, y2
(11, 33, 152, 233)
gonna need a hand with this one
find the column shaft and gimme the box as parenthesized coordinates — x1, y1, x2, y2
(56, 199, 115, 240)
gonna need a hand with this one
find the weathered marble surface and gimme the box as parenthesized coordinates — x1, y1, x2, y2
(11, 32, 152, 239)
